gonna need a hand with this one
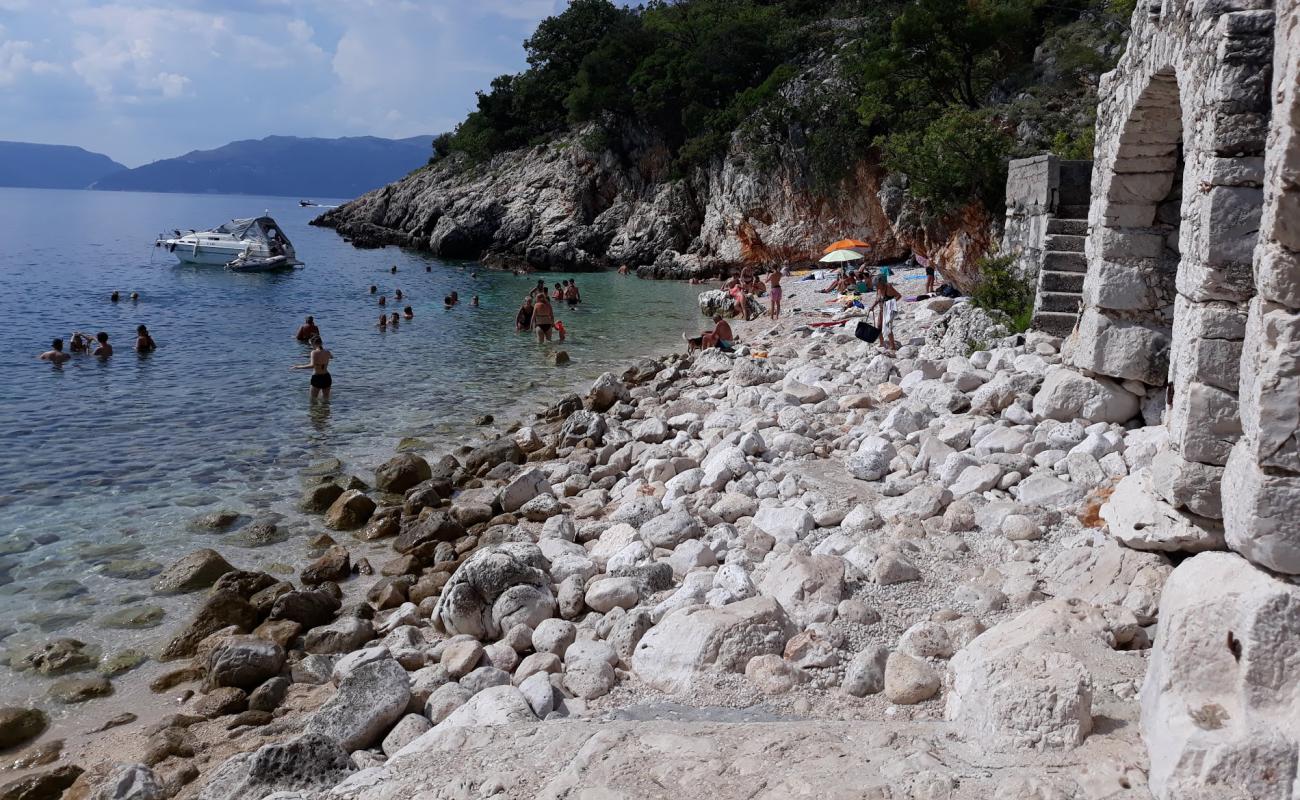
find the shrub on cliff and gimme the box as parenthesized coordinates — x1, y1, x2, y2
(970, 254, 1035, 332)
(880, 108, 1012, 215)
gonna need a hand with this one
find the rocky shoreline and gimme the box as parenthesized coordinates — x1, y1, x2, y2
(1, 272, 1292, 799)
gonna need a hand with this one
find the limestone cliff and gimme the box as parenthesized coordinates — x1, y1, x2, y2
(314, 76, 993, 290)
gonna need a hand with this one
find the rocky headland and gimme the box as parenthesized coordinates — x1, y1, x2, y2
(6, 271, 1291, 799)
(312, 66, 995, 290)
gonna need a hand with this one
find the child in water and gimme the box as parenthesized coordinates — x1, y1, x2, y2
(555, 320, 567, 342)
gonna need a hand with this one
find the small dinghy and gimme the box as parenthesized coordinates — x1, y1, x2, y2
(226, 252, 297, 273)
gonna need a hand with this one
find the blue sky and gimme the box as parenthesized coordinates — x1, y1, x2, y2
(0, 0, 566, 166)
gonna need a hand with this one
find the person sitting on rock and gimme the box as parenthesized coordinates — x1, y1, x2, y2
(700, 315, 735, 352)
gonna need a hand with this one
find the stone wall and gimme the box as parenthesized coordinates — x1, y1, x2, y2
(1223, 0, 1300, 575)
(1073, 0, 1299, 796)
(1003, 155, 1058, 279)
(1067, 0, 1274, 517)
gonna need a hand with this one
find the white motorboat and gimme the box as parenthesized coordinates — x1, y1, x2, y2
(156, 215, 302, 269)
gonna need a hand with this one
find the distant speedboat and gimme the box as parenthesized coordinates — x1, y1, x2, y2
(155, 215, 302, 268)
(299, 200, 314, 207)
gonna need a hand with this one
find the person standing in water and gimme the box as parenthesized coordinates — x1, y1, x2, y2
(296, 315, 319, 342)
(38, 339, 71, 364)
(291, 336, 333, 401)
(532, 292, 556, 343)
(93, 331, 113, 358)
(515, 296, 533, 331)
(135, 325, 157, 353)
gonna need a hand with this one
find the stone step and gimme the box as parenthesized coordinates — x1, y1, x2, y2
(1040, 270, 1086, 293)
(1047, 218, 1087, 236)
(1039, 291, 1083, 314)
(1031, 310, 1080, 337)
(1046, 233, 1085, 252)
(1057, 204, 1091, 219)
(1043, 250, 1087, 272)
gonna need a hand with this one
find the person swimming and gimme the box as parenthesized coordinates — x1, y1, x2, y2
(395, 289, 403, 301)
(390, 265, 397, 274)
(390, 311, 400, 326)
(471, 295, 479, 307)
(130, 292, 139, 302)
(379, 295, 387, 307)
(403, 305, 414, 319)
(378, 313, 388, 328)
(38, 338, 71, 364)
(69, 332, 90, 353)
(296, 315, 320, 342)
(370, 285, 377, 294)
(94, 331, 113, 357)
(135, 325, 156, 353)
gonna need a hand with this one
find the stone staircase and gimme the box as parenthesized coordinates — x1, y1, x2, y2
(1031, 204, 1089, 336)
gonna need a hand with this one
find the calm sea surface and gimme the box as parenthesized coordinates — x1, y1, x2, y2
(0, 187, 703, 706)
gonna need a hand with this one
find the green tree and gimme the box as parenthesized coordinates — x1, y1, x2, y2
(880, 106, 1012, 213)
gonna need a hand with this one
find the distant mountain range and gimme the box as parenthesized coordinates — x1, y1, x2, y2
(0, 142, 127, 189)
(0, 135, 433, 198)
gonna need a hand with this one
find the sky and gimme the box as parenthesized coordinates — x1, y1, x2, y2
(0, 0, 566, 166)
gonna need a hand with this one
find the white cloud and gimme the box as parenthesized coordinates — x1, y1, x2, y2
(66, 4, 324, 102)
(0, 39, 60, 85)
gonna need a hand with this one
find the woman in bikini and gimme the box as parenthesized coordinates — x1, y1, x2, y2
(532, 293, 556, 343)
(291, 336, 333, 402)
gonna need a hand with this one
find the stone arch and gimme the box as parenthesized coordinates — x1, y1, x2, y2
(1069, 0, 1272, 520)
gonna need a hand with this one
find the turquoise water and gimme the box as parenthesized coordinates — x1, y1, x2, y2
(0, 187, 703, 702)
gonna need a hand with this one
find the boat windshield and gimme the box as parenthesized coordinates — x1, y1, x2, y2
(211, 217, 293, 250)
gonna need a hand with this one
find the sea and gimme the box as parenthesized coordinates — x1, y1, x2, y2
(0, 187, 704, 709)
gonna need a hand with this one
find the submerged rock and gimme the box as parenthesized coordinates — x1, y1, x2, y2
(152, 549, 235, 594)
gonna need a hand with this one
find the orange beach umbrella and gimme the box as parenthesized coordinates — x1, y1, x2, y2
(822, 238, 871, 254)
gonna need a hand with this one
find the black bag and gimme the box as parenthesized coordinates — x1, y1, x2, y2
(854, 320, 880, 343)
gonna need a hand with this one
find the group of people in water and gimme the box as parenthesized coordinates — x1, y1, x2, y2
(516, 278, 581, 343)
(37, 292, 157, 364)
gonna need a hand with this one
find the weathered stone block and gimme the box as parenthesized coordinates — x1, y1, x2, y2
(1069, 308, 1171, 385)
(1169, 322, 1243, 391)
(1235, 299, 1300, 472)
(1141, 552, 1299, 798)
(1149, 446, 1225, 518)
(1207, 156, 1265, 187)
(1212, 110, 1268, 155)
(1102, 469, 1226, 552)
(1223, 443, 1300, 574)
(1166, 380, 1242, 465)
(1204, 186, 1264, 267)
(1083, 258, 1160, 310)
(1254, 241, 1300, 309)
(1176, 254, 1256, 302)
(1097, 227, 1166, 260)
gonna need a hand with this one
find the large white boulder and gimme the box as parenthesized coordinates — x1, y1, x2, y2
(757, 548, 845, 615)
(1031, 367, 1140, 424)
(1101, 469, 1226, 552)
(751, 505, 814, 546)
(847, 436, 895, 482)
(631, 596, 796, 692)
(946, 598, 1142, 754)
(1140, 552, 1300, 800)
(431, 543, 556, 639)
